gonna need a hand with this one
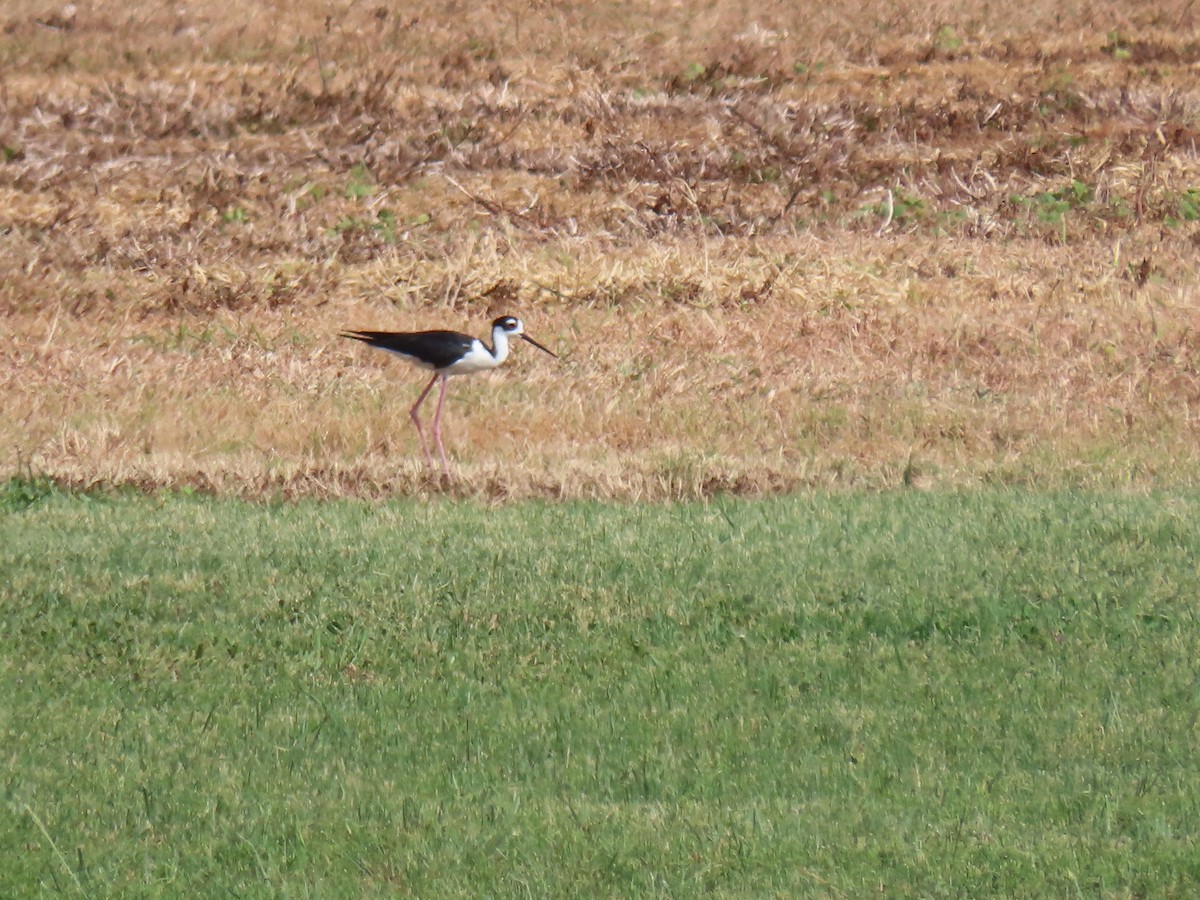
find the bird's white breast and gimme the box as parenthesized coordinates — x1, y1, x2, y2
(444, 339, 502, 375)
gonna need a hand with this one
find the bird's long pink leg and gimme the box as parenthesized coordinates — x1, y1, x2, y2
(409, 373, 440, 470)
(431, 375, 452, 477)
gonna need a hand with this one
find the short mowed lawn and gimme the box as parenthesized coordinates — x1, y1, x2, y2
(3, 483, 1199, 896)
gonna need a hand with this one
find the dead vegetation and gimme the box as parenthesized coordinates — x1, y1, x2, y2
(4, 0, 1200, 498)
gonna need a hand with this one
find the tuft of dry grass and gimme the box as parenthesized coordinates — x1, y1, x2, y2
(5, 0, 1200, 497)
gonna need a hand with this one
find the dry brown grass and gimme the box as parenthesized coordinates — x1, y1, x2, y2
(5, 0, 1200, 498)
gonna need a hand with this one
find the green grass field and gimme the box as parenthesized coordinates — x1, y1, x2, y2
(3, 482, 1199, 896)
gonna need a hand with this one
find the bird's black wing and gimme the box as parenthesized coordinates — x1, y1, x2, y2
(341, 330, 476, 370)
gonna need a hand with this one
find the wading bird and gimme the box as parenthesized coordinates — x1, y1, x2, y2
(341, 316, 558, 477)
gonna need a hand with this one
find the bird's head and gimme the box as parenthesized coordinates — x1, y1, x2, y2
(492, 316, 558, 358)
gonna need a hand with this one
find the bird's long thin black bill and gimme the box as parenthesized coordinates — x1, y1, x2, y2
(521, 333, 559, 358)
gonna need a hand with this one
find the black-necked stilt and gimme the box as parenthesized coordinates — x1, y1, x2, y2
(341, 315, 558, 476)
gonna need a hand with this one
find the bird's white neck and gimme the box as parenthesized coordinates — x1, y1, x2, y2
(489, 326, 512, 365)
